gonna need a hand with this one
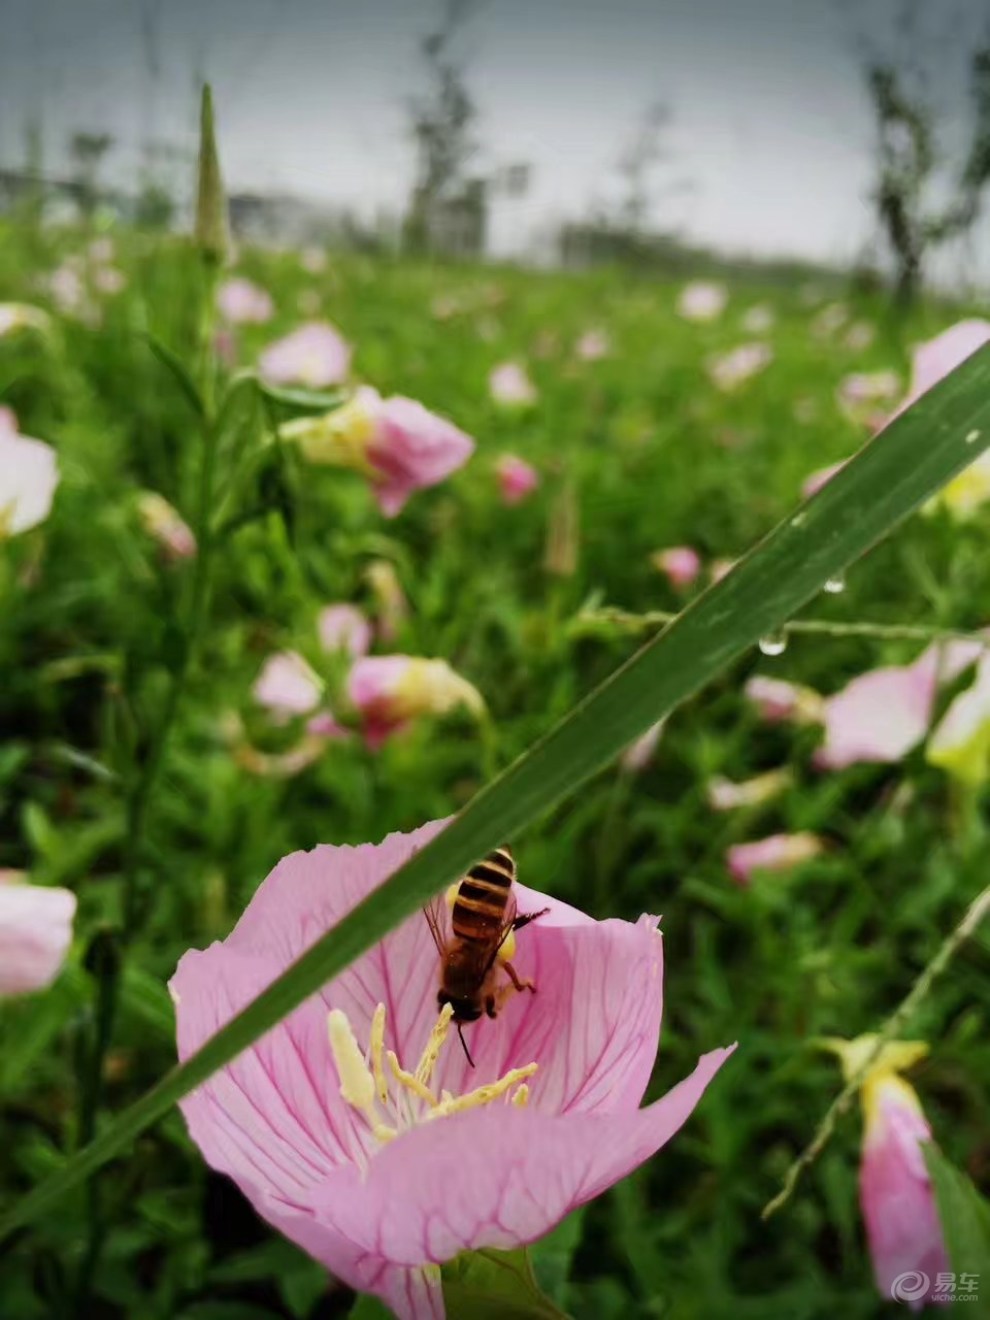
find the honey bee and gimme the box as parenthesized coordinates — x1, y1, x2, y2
(424, 845, 548, 1066)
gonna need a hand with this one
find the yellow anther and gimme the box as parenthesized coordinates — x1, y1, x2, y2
(369, 1003, 388, 1105)
(511, 1083, 530, 1108)
(428, 1063, 539, 1120)
(497, 928, 516, 963)
(414, 1003, 454, 1087)
(328, 1009, 377, 1119)
(388, 1050, 439, 1108)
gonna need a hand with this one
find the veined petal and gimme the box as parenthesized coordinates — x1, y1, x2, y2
(305, 1047, 734, 1266)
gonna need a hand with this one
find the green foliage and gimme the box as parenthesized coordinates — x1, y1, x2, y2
(2, 214, 990, 1317)
(924, 1143, 990, 1314)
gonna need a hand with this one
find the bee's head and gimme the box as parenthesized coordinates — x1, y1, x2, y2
(437, 989, 482, 1022)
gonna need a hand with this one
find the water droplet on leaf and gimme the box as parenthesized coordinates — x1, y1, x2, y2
(965, 429, 981, 445)
(823, 573, 846, 595)
(758, 631, 788, 657)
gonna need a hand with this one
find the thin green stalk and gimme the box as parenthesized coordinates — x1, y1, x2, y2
(761, 881, 990, 1220)
(574, 605, 990, 649)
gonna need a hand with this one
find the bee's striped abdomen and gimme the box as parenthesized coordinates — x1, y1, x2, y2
(451, 846, 515, 941)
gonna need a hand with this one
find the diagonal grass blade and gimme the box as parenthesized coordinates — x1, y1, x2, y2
(3, 344, 990, 1241)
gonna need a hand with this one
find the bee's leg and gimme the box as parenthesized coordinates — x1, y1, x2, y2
(501, 960, 536, 996)
(511, 907, 550, 932)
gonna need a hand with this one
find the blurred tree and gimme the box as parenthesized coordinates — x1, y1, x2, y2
(861, 0, 990, 304)
(615, 100, 674, 238)
(68, 131, 114, 219)
(404, 0, 481, 254)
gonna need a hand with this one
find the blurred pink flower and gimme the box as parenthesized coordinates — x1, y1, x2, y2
(300, 246, 328, 274)
(365, 560, 409, 642)
(927, 652, 990, 785)
(844, 320, 875, 351)
(620, 720, 665, 773)
(495, 454, 539, 505)
(677, 281, 727, 322)
(651, 545, 702, 589)
(48, 261, 86, 315)
(87, 237, 115, 264)
(744, 675, 824, 725)
(810, 302, 848, 339)
(0, 874, 76, 996)
(260, 321, 351, 388)
(828, 1038, 947, 1312)
(837, 370, 900, 427)
(903, 319, 990, 409)
(0, 303, 50, 337)
(742, 304, 774, 334)
(816, 640, 983, 770)
(575, 328, 610, 360)
(92, 266, 126, 296)
(489, 361, 537, 406)
(281, 387, 474, 517)
(708, 343, 773, 392)
(171, 821, 734, 1320)
(253, 651, 324, 721)
(801, 460, 847, 500)
(317, 604, 372, 658)
(0, 410, 59, 537)
(137, 491, 197, 562)
(217, 277, 274, 325)
(726, 832, 823, 885)
(348, 656, 484, 747)
(707, 768, 792, 811)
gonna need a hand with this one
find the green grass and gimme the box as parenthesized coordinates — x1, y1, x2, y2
(1, 218, 989, 1319)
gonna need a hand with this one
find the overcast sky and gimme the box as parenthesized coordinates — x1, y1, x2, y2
(1, 0, 988, 276)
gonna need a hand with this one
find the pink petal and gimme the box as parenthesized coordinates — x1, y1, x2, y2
(801, 460, 847, 500)
(0, 882, 76, 995)
(495, 454, 539, 505)
(306, 1046, 734, 1267)
(861, 1080, 949, 1309)
(253, 652, 322, 719)
(317, 604, 373, 658)
(726, 833, 823, 884)
(259, 322, 351, 388)
(366, 393, 475, 517)
(817, 664, 936, 769)
(0, 427, 59, 535)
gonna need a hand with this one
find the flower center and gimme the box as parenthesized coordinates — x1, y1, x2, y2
(327, 1002, 537, 1164)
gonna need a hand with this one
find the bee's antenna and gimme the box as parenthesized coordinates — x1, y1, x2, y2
(456, 1021, 476, 1069)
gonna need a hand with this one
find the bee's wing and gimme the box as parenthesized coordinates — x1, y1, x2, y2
(423, 894, 448, 957)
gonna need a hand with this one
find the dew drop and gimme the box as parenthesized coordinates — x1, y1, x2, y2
(966, 429, 981, 445)
(758, 630, 788, 657)
(823, 572, 846, 595)
(790, 511, 807, 528)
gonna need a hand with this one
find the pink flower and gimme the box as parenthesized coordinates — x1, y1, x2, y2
(575, 329, 610, 361)
(260, 322, 351, 388)
(844, 320, 875, 351)
(495, 454, 539, 505)
(810, 302, 849, 339)
(742, 304, 775, 334)
(92, 266, 126, 296)
(489, 361, 537, 406)
(137, 491, 197, 561)
(816, 640, 983, 770)
(281, 388, 474, 517)
(903, 319, 990, 410)
(837, 370, 900, 427)
(0, 410, 59, 537)
(651, 545, 702, 589)
(726, 832, 823, 884)
(171, 821, 735, 1320)
(827, 1038, 948, 1311)
(744, 676, 824, 725)
(217, 277, 274, 325)
(707, 342, 773, 392)
(620, 720, 665, 773)
(253, 651, 323, 721)
(300, 247, 328, 274)
(0, 874, 76, 996)
(801, 460, 847, 500)
(317, 604, 372, 658)
(677, 281, 727, 322)
(348, 656, 484, 747)
(707, 768, 791, 811)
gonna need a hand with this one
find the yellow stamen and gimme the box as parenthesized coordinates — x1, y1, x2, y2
(511, 1083, 530, 1108)
(328, 1009, 377, 1118)
(414, 1003, 454, 1087)
(369, 1003, 388, 1105)
(388, 1050, 439, 1108)
(428, 1063, 539, 1120)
